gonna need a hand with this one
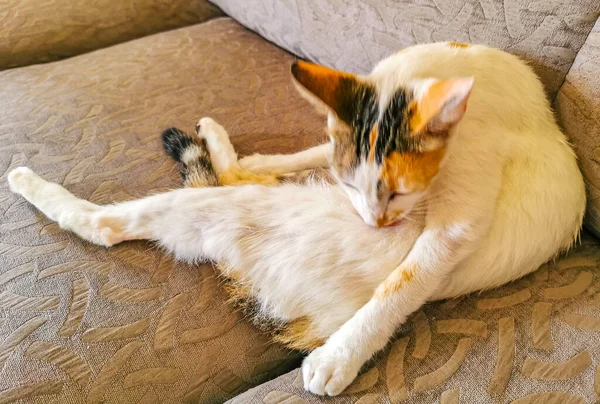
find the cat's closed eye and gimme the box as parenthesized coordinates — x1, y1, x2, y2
(343, 182, 358, 191)
(389, 192, 406, 202)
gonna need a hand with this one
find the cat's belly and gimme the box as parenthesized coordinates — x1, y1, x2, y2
(224, 208, 424, 340)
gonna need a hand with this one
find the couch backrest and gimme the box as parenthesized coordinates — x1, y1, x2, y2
(211, 0, 599, 100)
(554, 19, 600, 236)
(0, 0, 223, 70)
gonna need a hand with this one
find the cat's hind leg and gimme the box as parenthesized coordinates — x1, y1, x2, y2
(195, 117, 241, 175)
(239, 143, 331, 175)
(8, 167, 138, 246)
(8, 166, 249, 263)
(196, 117, 280, 186)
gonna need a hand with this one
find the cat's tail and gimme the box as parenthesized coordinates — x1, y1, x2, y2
(161, 127, 219, 188)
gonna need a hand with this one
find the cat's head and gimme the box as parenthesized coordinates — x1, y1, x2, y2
(291, 60, 473, 227)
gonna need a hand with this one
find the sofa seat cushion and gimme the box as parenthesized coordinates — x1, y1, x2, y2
(0, 18, 326, 403)
(232, 233, 600, 403)
(0, 0, 223, 70)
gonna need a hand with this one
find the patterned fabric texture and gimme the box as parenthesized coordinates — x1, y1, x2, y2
(231, 234, 600, 403)
(0, 0, 223, 70)
(0, 18, 327, 403)
(554, 20, 600, 238)
(210, 0, 600, 100)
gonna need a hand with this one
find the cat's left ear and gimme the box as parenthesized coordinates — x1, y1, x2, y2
(412, 77, 474, 135)
(291, 60, 363, 125)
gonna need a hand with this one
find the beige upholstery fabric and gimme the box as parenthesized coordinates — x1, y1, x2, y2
(210, 0, 600, 99)
(231, 234, 600, 403)
(0, 18, 329, 403)
(0, 0, 223, 70)
(554, 19, 600, 238)
(2, 2, 600, 402)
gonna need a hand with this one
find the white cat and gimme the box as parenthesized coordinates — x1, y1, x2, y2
(8, 42, 585, 396)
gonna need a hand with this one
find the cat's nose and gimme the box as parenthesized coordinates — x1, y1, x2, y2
(376, 211, 403, 227)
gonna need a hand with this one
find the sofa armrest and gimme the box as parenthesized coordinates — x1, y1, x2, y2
(0, 0, 223, 70)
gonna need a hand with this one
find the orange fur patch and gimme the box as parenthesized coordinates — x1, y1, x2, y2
(219, 167, 280, 186)
(375, 265, 417, 297)
(408, 100, 421, 133)
(223, 281, 253, 304)
(368, 125, 378, 161)
(291, 61, 355, 115)
(412, 79, 464, 134)
(382, 149, 445, 193)
(274, 316, 325, 351)
(448, 41, 470, 49)
(217, 264, 324, 351)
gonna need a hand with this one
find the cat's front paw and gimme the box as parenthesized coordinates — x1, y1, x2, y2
(302, 343, 361, 396)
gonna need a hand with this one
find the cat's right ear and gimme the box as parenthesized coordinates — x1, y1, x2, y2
(291, 61, 362, 125)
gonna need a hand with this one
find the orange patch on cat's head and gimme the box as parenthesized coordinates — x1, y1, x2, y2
(381, 149, 446, 193)
(368, 125, 378, 161)
(291, 61, 342, 109)
(410, 78, 472, 135)
(291, 61, 359, 122)
(448, 41, 470, 49)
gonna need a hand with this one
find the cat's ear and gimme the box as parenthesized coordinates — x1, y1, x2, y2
(412, 77, 474, 135)
(291, 60, 362, 124)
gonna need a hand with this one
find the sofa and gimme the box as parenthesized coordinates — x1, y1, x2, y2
(0, 0, 599, 403)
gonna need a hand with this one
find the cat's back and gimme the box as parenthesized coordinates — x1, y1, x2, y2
(370, 42, 556, 136)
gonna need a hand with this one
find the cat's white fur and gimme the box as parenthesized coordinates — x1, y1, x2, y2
(8, 43, 585, 396)
(239, 142, 331, 174)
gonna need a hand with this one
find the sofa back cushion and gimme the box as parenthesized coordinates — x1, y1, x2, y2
(554, 19, 600, 237)
(0, 0, 223, 70)
(211, 0, 598, 99)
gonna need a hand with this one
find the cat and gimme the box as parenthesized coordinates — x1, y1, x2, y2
(7, 42, 586, 396)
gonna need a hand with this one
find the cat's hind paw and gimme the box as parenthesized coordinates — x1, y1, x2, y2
(195, 117, 239, 172)
(8, 167, 42, 196)
(195, 117, 228, 141)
